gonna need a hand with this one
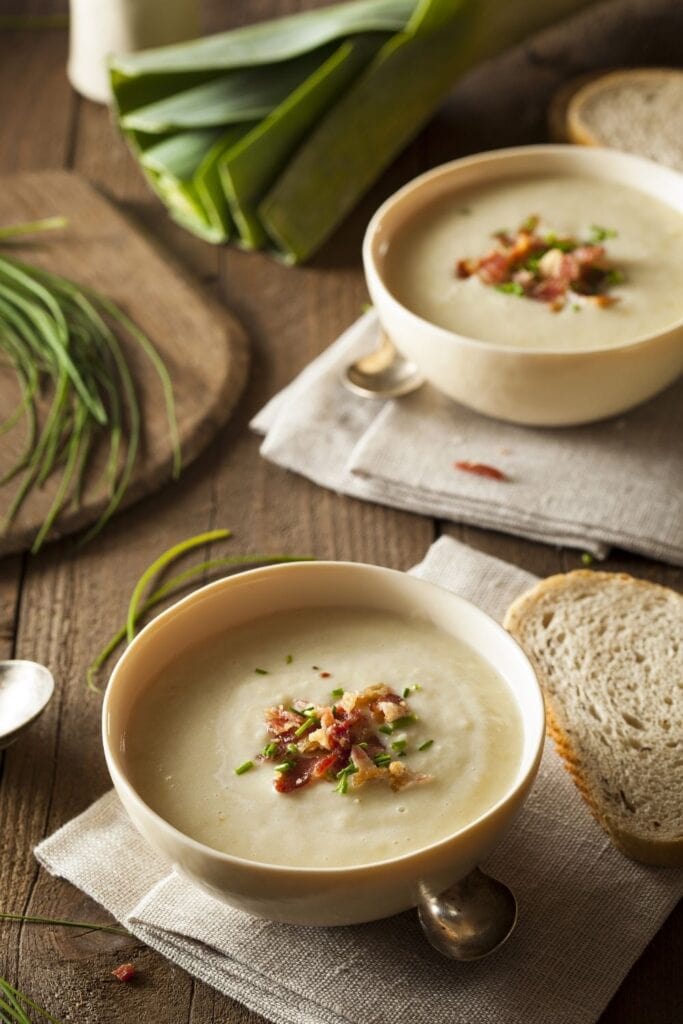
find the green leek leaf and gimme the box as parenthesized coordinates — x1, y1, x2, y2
(111, 0, 413, 77)
(122, 44, 338, 133)
(221, 35, 383, 249)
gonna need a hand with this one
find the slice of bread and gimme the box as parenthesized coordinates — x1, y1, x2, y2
(565, 68, 683, 171)
(504, 570, 682, 867)
(547, 72, 603, 143)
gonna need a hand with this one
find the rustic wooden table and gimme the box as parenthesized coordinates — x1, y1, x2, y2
(0, 2, 680, 1022)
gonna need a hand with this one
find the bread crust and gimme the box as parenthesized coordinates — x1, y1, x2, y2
(505, 570, 683, 868)
(565, 67, 683, 149)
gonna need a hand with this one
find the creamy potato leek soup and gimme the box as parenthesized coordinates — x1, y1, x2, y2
(383, 174, 683, 350)
(124, 606, 524, 869)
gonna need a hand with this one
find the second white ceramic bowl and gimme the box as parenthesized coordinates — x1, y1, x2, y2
(103, 561, 545, 926)
(363, 145, 683, 426)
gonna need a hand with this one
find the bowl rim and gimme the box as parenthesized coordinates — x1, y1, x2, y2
(102, 560, 545, 878)
(363, 143, 683, 357)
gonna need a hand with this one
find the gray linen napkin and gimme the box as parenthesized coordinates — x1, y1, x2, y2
(36, 537, 682, 1024)
(251, 311, 683, 563)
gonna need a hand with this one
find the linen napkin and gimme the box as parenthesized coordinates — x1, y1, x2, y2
(252, 311, 683, 564)
(36, 537, 682, 1024)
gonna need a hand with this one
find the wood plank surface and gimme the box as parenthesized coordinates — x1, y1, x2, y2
(0, 3, 680, 1024)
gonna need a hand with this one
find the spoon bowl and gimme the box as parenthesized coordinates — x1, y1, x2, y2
(0, 660, 55, 749)
(343, 330, 424, 399)
(417, 867, 517, 960)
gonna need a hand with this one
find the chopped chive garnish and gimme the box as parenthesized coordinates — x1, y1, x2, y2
(331, 687, 344, 699)
(288, 706, 302, 715)
(334, 763, 358, 795)
(572, 303, 582, 313)
(312, 665, 320, 671)
(581, 552, 594, 566)
(285, 654, 293, 664)
(378, 724, 393, 735)
(286, 743, 299, 755)
(495, 281, 524, 296)
(335, 775, 349, 795)
(418, 739, 434, 752)
(235, 760, 254, 775)
(392, 714, 417, 728)
(262, 742, 278, 758)
(255, 668, 268, 675)
(374, 753, 392, 767)
(605, 269, 625, 286)
(294, 716, 317, 737)
(402, 684, 422, 698)
(590, 224, 617, 242)
(274, 761, 294, 773)
(391, 739, 407, 753)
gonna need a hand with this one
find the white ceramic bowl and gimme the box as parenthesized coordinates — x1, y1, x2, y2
(103, 561, 544, 926)
(363, 145, 683, 426)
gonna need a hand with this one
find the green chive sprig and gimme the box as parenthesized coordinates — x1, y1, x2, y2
(0, 978, 63, 1023)
(86, 530, 313, 690)
(0, 218, 181, 553)
(0, 911, 128, 937)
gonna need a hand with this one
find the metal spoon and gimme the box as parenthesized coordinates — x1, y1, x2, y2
(343, 330, 424, 399)
(417, 867, 517, 961)
(0, 660, 55, 750)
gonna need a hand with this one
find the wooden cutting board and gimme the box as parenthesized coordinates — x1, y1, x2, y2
(0, 170, 249, 556)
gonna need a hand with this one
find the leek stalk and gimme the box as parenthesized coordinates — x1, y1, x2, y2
(111, 0, 596, 262)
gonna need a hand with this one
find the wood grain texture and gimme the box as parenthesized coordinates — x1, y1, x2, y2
(0, 170, 249, 555)
(0, 3, 681, 1024)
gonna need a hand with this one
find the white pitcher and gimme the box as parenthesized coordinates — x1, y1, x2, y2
(68, 0, 201, 104)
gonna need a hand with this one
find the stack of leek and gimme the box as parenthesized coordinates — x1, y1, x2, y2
(111, 0, 594, 264)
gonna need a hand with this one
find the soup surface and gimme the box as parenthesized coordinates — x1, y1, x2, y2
(383, 174, 683, 350)
(125, 607, 524, 868)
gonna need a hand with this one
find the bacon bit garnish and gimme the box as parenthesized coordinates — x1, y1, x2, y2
(477, 250, 509, 285)
(255, 684, 431, 795)
(112, 964, 135, 983)
(454, 460, 508, 481)
(264, 707, 302, 738)
(320, 671, 331, 678)
(455, 217, 623, 310)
